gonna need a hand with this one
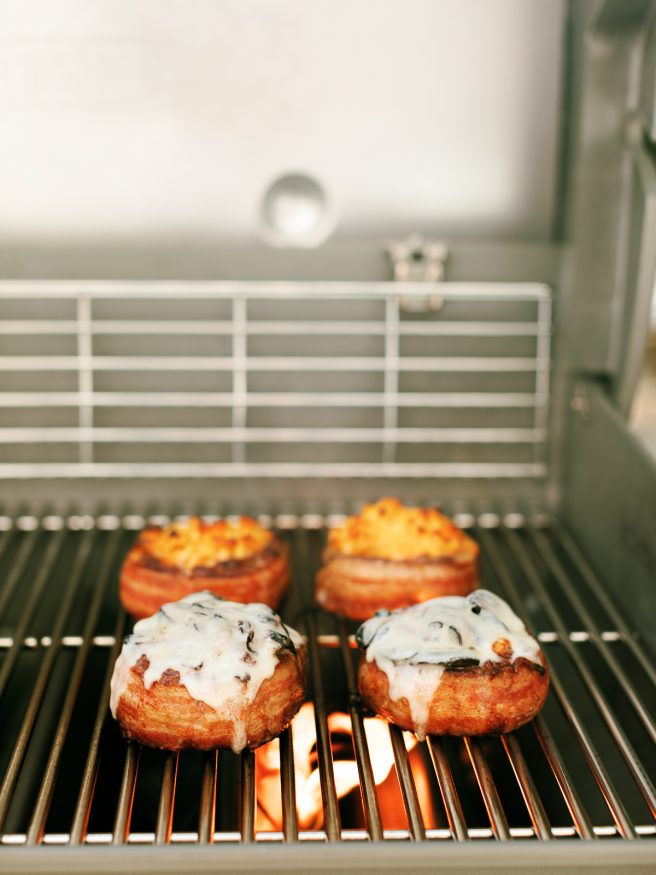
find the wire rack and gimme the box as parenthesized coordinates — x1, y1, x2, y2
(0, 507, 654, 850)
(0, 281, 551, 480)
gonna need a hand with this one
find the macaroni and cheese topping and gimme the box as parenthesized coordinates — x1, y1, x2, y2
(136, 516, 273, 574)
(328, 498, 478, 562)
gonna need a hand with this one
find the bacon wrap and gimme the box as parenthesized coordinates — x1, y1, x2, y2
(120, 537, 291, 620)
(115, 645, 307, 752)
(358, 653, 549, 736)
(315, 547, 478, 621)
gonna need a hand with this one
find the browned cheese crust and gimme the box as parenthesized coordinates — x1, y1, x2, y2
(358, 654, 549, 736)
(120, 534, 291, 619)
(316, 498, 479, 621)
(115, 646, 307, 751)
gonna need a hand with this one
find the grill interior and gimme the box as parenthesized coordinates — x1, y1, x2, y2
(0, 508, 654, 847)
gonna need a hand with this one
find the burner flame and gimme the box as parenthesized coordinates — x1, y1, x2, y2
(255, 702, 418, 831)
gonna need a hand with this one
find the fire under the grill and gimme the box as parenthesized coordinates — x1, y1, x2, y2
(0, 509, 654, 848)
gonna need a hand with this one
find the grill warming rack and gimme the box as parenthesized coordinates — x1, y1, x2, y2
(0, 508, 654, 849)
(0, 281, 552, 481)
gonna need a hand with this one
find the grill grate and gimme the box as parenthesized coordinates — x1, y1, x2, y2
(0, 281, 551, 480)
(0, 509, 654, 849)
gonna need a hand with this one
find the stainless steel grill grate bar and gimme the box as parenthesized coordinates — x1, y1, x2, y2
(0, 529, 89, 831)
(4, 824, 656, 844)
(387, 726, 426, 840)
(155, 752, 178, 845)
(463, 738, 511, 841)
(198, 752, 217, 844)
(305, 612, 341, 841)
(279, 729, 298, 842)
(0, 629, 629, 650)
(112, 744, 140, 846)
(503, 527, 656, 815)
(531, 715, 595, 840)
(552, 523, 656, 689)
(239, 750, 255, 844)
(476, 525, 637, 839)
(528, 528, 656, 746)
(0, 530, 19, 586)
(0, 510, 653, 851)
(25, 530, 122, 844)
(425, 737, 468, 841)
(501, 734, 551, 840)
(70, 610, 126, 845)
(294, 518, 342, 842)
(338, 620, 384, 841)
(0, 530, 41, 628)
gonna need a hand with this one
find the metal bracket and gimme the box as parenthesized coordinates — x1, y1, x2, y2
(387, 235, 448, 312)
(570, 385, 594, 422)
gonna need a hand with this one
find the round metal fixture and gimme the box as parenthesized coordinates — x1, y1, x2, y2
(260, 172, 334, 248)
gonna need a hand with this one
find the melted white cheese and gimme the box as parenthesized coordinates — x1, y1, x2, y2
(110, 591, 305, 752)
(357, 589, 541, 738)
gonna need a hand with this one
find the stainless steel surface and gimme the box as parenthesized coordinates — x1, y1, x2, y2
(111, 744, 139, 847)
(476, 523, 637, 840)
(500, 734, 551, 841)
(505, 526, 656, 816)
(338, 619, 383, 842)
(463, 737, 510, 841)
(425, 737, 467, 842)
(305, 612, 340, 842)
(641, 6, 656, 139)
(2, 843, 656, 875)
(0, 280, 552, 483)
(0, 511, 653, 865)
(240, 750, 256, 845)
(197, 752, 217, 845)
(279, 729, 298, 843)
(563, 381, 656, 645)
(387, 725, 425, 841)
(0, 1, 564, 244)
(556, 0, 654, 379)
(0, 240, 562, 285)
(613, 142, 656, 415)
(154, 752, 178, 845)
(529, 716, 593, 840)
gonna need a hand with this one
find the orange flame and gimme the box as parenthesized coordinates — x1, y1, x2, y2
(255, 702, 421, 831)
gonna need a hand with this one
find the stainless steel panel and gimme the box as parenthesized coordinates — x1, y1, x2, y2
(0, 241, 562, 284)
(562, 380, 656, 645)
(640, 5, 656, 140)
(1, 843, 655, 875)
(557, 0, 651, 374)
(614, 144, 656, 414)
(0, 0, 564, 245)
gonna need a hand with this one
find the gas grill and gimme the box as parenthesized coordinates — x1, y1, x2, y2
(0, 1, 655, 873)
